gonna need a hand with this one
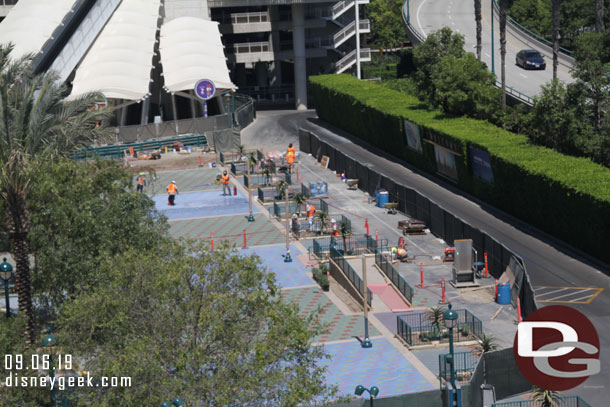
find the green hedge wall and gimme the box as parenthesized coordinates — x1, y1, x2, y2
(310, 74, 610, 264)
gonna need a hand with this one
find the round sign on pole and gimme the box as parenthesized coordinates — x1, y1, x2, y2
(194, 79, 216, 101)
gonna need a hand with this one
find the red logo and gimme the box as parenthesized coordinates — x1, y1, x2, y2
(513, 305, 600, 391)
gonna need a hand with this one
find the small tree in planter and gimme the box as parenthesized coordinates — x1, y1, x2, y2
(427, 306, 445, 340)
(276, 180, 288, 201)
(476, 334, 499, 355)
(312, 263, 329, 291)
(293, 192, 306, 217)
(315, 210, 329, 235)
(339, 218, 352, 255)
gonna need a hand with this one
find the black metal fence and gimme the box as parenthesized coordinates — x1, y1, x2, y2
(329, 246, 372, 306)
(396, 309, 483, 346)
(299, 128, 539, 319)
(439, 351, 480, 388)
(375, 250, 414, 304)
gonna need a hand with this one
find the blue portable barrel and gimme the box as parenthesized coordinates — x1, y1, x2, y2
(376, 191, 389, 208)
(497, 283, 511, 305)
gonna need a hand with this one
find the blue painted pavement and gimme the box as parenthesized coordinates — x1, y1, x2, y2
(153, 190, 261, 220)
(241, 244, 315, 289)
(320, 337, 436, 398)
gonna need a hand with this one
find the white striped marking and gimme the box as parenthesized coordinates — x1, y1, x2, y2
(519, 73, 528, 78)
(546, 289, 594, 301)
(569, 295, 596, 302)
(536, 288, 567, 297)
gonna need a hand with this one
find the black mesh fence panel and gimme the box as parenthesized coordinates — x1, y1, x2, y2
(415, 193, 431, 224)
(454, 217, 465, 241)
(430, 202, 444, 238)
(484, 349, 531, 400)
(405, 187, 416, 217)
(396, 185, 408, 216)
(357, 163, 369, 193)
(444, 211, 455, 245)
(298, 128, 311, 153)
(311, 136, 320, 161)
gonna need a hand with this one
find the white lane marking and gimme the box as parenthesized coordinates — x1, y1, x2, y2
(417, 0, 430, 37)
(536, 288, 567, 297)
(568, 295, 595, 302)
(546, 289, 593, 301)
(485, 53, 490, 57)
(519, 73, 528, 78)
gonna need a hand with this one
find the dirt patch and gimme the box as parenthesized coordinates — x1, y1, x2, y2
(124, 150, 220, 173)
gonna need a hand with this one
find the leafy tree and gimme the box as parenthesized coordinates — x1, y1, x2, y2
(24, 158, 169, 311)
(431, 53, 502, 121)
(0, 43, 107, 344)
(57, 243, 337, 406)
(368, 0, 407, 49)
(508, 0, 551, 39)
(413, 27, 465, 103)
(293, 191, 307, 216)
(339, 218, 351, 254)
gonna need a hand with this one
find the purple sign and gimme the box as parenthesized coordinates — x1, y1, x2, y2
(194, 79, 215, 100)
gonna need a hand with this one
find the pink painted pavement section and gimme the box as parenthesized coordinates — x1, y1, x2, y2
(368, 283, 411, 312)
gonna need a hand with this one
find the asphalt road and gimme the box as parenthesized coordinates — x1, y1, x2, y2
(405, 0, 574, 98)
(247, 110, 609, 406)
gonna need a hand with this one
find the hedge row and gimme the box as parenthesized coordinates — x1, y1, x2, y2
(309, 74, 610, 264)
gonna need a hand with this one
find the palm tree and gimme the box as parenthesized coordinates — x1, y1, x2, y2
(474, 0, 482, 61)
(531, 386, 562, 407)
(315, 210, 329, 234)
(551, 0, 561, 80)
(499, 0, 508, 109)
(595, 0, 604, 31)
(0, 44, 107, 344)
(293, 192, 306, 216)
(339, 218, 351, 254)
(476, 334, 499, 355)
(427, 306, 445, 338)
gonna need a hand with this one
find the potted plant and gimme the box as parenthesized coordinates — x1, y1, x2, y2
(312, 263, 329, 291)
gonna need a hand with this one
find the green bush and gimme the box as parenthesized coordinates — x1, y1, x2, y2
(309, 74, 610, 263)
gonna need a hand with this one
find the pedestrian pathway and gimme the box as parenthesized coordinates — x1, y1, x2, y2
(153, 189, 260, 220)
(142, 167, 222, 194)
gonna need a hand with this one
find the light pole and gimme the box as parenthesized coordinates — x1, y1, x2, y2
(361, 254, 372, 348)
(491, 0, 495, 75)
(443, 303, 458, 401)
(284, 184, 292, 263)
(0, 258, 13, 318)
(355, 385, 379, 407)
(42, 332, 59, 407)
(161, 397, 185, 407)
(224, 91, 235, 128)
(247, 154, 255, 222)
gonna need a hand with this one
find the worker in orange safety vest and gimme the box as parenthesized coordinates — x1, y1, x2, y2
(286, 150, 295, 174)
(306, 201, 316, 231)
(167, 181, 178, 206)
(330, 218, 338, 237)
(287, 143, 295, 156)
(221, 170, 231, 196)
(136, 172, 147, 193)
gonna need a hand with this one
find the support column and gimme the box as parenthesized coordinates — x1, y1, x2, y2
(291, 3, 307, 110)
(355, 0, 361, 79)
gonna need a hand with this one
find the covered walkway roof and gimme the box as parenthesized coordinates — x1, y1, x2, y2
(68, 0, 162, 101)
(0, 0, 77, 60)
(159, 17, 234, 94)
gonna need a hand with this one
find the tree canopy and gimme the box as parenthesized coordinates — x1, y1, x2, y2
(367, 0, 407, 49)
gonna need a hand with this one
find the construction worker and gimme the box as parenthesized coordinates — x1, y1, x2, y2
(167, 181, 178, 206)
(286, 150, 295, 174)
(221, 170, 231, 196)
(136, 172, 147, 193)
(306, 201, 316, 231)
(287, 143, 295, 156)
(330, 218, 338, 237)
(291, 213, 300, 240)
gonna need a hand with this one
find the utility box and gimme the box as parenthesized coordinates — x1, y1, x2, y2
(451, 239, 479, 287)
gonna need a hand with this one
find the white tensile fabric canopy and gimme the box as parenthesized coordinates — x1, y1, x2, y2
(68, 0, 161, 101)
(0, 0, 78, 60)
(159, 17, 234, 93)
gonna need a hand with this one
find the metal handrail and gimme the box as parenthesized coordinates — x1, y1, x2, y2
(229, 11, 269, 24)
(227, 41, 271, 54)
(335, 48, 371, 72)
(495, 80, 534, 105)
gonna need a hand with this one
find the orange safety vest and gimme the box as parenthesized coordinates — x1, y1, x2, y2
(167, 183, 177, 194)
(221, 174, 230, 185)
(137, 176, 146, 186)
(287, 146, 295, 155)
(286, 151, 294, 164)
(307, 205, 315, 217)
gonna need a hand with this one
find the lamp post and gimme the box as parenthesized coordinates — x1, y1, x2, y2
(0, 258, 13, 318)
(443, 303, 458, 401)
(161, 397, 185, 407)
(361, 254, 372, 348)
(247, 154, 255, 222)
(284, 184, 292, 262)
(224, 91, 235, 128)
(42, 332, 59, 407)
(491, 0, 495, 75)
(355, 384, 379, 407)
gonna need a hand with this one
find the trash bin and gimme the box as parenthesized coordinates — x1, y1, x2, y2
(497, 283, 511, 304)
(376, 190, 389, 208)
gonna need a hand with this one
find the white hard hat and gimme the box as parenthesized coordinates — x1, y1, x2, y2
(331, 218, 336, 223)
(172, 180, 176, 183)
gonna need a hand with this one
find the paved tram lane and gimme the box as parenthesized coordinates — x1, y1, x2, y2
(271, 111, 609, 405)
